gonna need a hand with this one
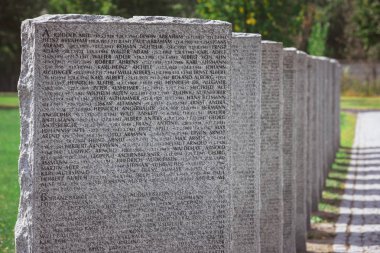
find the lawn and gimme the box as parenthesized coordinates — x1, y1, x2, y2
(310, 96, 380, 248)
(0, 93, 18, 109)
(341, 96, 380, 110)
(0, 94, 370, 252)
(0, 109, 20, 253)
(308, 111, 357, 252)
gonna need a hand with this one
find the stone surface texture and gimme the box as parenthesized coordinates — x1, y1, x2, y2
(308, 57, 319, 212)
(16, 14, 233, 252)
(314, 58, 323, 206)
(282, 47, 297, 253)
(15, 13, 345, 253)
(295, 50, 308, 253)
(231, 32, 261, 253)
(260, 40, 284, 253)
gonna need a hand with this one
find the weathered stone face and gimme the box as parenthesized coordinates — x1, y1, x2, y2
(308, 56, 319, 213)
(295, 50, 308, 253)
(260, 40, 284, 253)
(231, 32, 261, 253)
(282, 47, 297, 253)
(15, 13, 344, 253)
(16, 14, 233, 253)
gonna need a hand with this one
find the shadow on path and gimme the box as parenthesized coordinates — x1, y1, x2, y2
(309, 144, 380, 252)
(333, 112, 380, 252)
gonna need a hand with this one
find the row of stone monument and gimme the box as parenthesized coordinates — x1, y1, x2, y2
(16, 15, 341, 252)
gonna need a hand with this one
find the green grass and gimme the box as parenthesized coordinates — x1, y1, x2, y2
(0, 95, 369, 250)
(340, 111, 357, 148)
(0, 109, 20, 253)
(341, 96, 380, 110)
(311, 111, 357, 224)
(0, 93, 19, 109)
(315, 98, 370, 222)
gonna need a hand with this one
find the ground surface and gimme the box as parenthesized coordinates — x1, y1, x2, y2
(333, 112, 380, 252)
(341, 97, 380, 111)
(0, 92, 18, 109)
(307, 112, 356, 253)
(0, 93, 378, 252)
(0, 109, 20, 253)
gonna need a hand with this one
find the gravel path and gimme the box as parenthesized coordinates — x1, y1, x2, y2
(333, 112, 380, 253)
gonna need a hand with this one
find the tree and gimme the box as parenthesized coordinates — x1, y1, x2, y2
(48, 0, 115, 14)
(354, 0, 380, 60)
(353, 0, 380, 94)
(196, 0, 306, 47)
(307, 19, 329, 56)
(0, 0, 46, 91)
(111, 0, 195, 18)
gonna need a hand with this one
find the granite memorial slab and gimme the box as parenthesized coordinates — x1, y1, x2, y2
(231, 32, 261, 253)
(282, 47, 297, 253)
(309, 56, 319, 212)
(260, 40, 284, 253)
(295, 50, 308, 253)
(16, 14, 233, 252)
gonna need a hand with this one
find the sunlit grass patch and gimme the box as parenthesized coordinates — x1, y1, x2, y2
(311, 112, 356, 225)
(0, 109, 20, 253)
(341, 96, 380, 111)
(0, 92, 18, 108)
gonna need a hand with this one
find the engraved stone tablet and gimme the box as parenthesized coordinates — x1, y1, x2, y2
(282, 48, 297, 253)
(328, 59, 335, 167)
(315, 57, 324, 203)
(306, 56, 312, 231)
(330, 59, 338, 154)
(333, 61, 342, 151)
(260, 40, 284, 253)
(326, 60, 333, 175)
(295, 50, 308, 253)
(319, 57, 329, 191)
(231, 32, 261, 253)
(16, 14, 233, 252)
(308, 56, 319, 212)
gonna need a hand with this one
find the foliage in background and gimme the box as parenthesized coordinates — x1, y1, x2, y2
(48, 0, 196, 18)
(0, 0, 196, 92)
(307, 18, 329, 56)
(0, 0, 46, 91)
(341, 71, 380, 96)
(320, 0, 380, 61)
(1, 0, 379, 91)
(111, 0, 195, 18)
(321, 0, 354, 59)
(48, 0, 115, 14)
(196, 0, 305, 47)
(353, 0, 380, 61)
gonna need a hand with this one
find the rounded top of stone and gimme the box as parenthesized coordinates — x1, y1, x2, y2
(23, 14, 232, 26)
(283, 47, 297, 51)
(330, 59, 338, 64)
(232, 32, 261, 38)
(296, 50, 307, 56)
(315, 56, 329, 61)
(261, 40, 282, 45)
(129, 16, 231, 26)
(25, 14, 127, 24)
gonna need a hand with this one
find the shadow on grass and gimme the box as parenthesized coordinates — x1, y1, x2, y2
(307, 148, 351, 252)
(0, 105, 19, 109)
(308, 145, 380, 252)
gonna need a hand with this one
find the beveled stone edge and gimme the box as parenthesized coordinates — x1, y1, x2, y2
(16, 19, 36, 253)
